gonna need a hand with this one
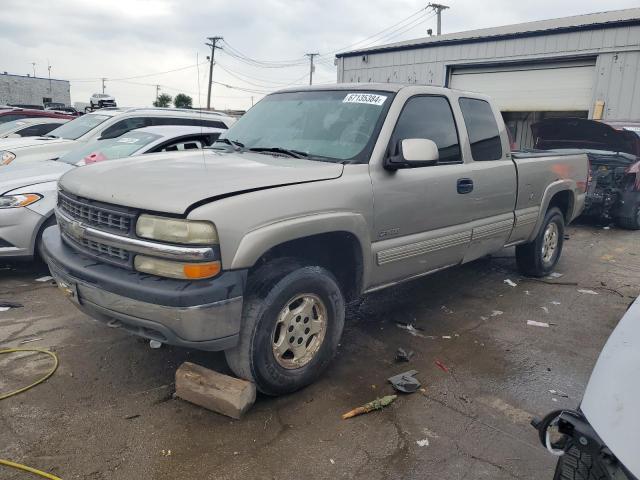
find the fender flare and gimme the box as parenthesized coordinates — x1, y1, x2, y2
(527, 180, 577, 242)
(229, 211, 373, 289)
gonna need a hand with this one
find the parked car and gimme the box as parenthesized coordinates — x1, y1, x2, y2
(0, 118, 70, 138)
(42, 84, 589, 395)
(0, 107, 74, 124)
(45, 106, 82, 117)
(8, 104, 44, 110)
(89, 93, 117, 109)
(533, 295, 640, 480)
(0, 107, 235, 167)
(0, 126, 223, 260)
(532, 117, 640, 229)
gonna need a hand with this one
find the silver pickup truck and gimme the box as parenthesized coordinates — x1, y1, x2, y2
(42, 84, 588, 395)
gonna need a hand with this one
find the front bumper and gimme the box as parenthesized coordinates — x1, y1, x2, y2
(42, 226, 247, 351)
(0, 206, 43, 258)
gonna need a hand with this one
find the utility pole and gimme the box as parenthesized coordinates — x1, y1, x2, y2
(427, 3, 449, 35)
(101, 77, 106, 94)
(155, 84, 161, 103)
(305, 53, 319, 85)
(205, 36, 223, 110)
(31, 62, 36, 77)
(47, 60, 52, 93)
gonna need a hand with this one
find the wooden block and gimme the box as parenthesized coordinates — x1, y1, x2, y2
(175, 362, 256, 419)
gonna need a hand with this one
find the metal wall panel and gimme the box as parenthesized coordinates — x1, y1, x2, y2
(338, 24, 640, 120)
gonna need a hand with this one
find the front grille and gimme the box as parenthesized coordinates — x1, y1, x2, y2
(58, 190, 136, 235)
(81, 239, 130, 262)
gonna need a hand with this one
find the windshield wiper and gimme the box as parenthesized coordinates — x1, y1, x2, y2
(45, 134, 59, 138)
(212, 138, 245, 149)
(248, 147, 309, 159)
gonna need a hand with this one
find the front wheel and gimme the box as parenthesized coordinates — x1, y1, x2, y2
(225, 264, 345, 395)
(553, 444, 608, 480)
(516, 207, 565, 277)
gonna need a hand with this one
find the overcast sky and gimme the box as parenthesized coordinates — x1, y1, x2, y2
(1, 0, 638, 110)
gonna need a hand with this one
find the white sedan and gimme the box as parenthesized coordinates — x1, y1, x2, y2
(0, 118, 70, 138)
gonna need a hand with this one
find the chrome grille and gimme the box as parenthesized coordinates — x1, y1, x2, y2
(81, 239, 130, 262)
(58, 191, 135, 234)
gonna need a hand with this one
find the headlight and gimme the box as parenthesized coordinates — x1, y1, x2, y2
(136, 214, 218, 245)
(0, 193, 42, 209)
(134, 255, 221, 280)
(0, 151, 16, 166)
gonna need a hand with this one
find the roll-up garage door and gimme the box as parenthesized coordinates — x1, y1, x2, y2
(449, 60, 596, 112)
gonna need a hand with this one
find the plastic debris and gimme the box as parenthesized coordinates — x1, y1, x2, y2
(550, 301, 562, 305)
(161, 449, 172, 456)
(329, 459, 335, 465)
(603, 226, 611, 230)
(527, 320, 549, 328)
(490, 310, 503, 317)
(440, 305, 453, 314)
(525, 290, 531, 295)
(416, 439, 430, 447)
(388, 370, 421, 393)
(578, 289, 598, 295)
(0, 307, 9, 312)
(480, 316, 488, 321)
(342, 395, 398, 419)
(19, 338, 43, 344)
(504, 279, 517, 287)
(442, 335, 452, 339)
(395, 348, 414, 363)
(396, 323, 426, 338)
(0, 301, 23, 309)
(35, 276, 54, 282)
(541, 306, 549, 314)
(434, 360, 449, 373)
(149, 340, 162, 349)
(549, 389, 569, 398)
(547, 272, 564, 279)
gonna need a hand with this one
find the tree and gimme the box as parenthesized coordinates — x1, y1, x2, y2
(174, 93, 193, 109)
(153, 93, 172, 108)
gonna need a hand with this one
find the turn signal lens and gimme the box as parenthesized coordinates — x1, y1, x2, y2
(134, 255, 221, 280)
(0, 151, 16, 166)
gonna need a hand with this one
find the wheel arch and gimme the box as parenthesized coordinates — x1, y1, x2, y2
(527, 181, 578, 242)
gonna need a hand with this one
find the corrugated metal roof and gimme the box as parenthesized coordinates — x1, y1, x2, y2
(336, 8, 640, 58)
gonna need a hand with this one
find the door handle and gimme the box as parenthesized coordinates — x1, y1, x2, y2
(457, 178, 474, 194)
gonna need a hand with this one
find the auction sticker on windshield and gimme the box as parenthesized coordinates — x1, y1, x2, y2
(343, 93, 387, 106)
(117, 137, 140, 144)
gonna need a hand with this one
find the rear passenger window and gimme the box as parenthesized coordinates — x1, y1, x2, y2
(389, 96, 461, 164)
(152, 117, 227, 129)
(459, 98, 502, 161)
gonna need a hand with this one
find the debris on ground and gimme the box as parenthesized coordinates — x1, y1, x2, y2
(19, 337, 42, 344)
(341, 395, 398, 419)
(540, 306, 549, 314)
(396, 323, 427, 338)
(161, 449, 172, 456)
(504, 279, 517, 287)
(440, 305, 453, 314)
(577, 289, 599, 295)
(442, 335, 452, 339)
(524, 290, 531, 295)
(175, 362, 257, 419)
(329, 459, 335, 465)
(527, 320, 549, 328)
(395, 348, 414, 363)
(35, 276, 54, 282)
(434, 360, 449, 373)
(416, 439, 430, 447)
(0, 300, 23, 309)
(549, 389, 569, 398)
(480, 316, 488, 321)
(490, 310, 503, 317)
(459, 394, 471, 404)
(547, 272, 564, 279)
(149, 340, 162, 349)
(550, 301, 562, 305)
(388, 370, 421, 393)
(125, 414, 141, 420)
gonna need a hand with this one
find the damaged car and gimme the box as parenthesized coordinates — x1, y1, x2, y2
(532, 118, 640, 229)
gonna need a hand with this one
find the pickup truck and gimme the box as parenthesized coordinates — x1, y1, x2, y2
(42, 84, 589, 395)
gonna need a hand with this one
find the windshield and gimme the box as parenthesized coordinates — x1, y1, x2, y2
(57, 131, 162, 164)
(218, 90, 392, 162)
(0, 119, 28, 136)
(47, 113, 110, 140)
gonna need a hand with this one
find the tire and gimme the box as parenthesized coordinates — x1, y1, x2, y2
(616, 203, 640, 230)
(516, 207, 565, 277)
(553, 444, 607, 480)
(225, 263, 345, 396)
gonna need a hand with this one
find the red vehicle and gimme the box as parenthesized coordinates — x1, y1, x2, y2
(0, 107, 74, 125)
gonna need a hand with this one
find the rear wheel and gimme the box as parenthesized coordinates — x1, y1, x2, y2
(225, 262, 345, 395)
(516, 207, 565, 277)
(553, 444, 607, 480)
(616, 202, 640, 230)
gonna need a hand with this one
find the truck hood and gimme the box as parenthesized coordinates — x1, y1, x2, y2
(0, 136, 73, 151)
(532, 118, 640, 157)
(581, 296, 640, 476)
(0, 160, 73, 194)
(59, 150, 344, 214)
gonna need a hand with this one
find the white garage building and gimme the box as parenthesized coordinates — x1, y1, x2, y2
(336, 8, 640, 148)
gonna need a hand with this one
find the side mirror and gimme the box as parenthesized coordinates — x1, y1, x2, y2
(384, 138, 439, 170)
